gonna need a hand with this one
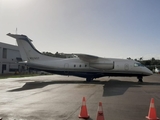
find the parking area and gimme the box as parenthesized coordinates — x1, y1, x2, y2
(0, 74, 160, 120)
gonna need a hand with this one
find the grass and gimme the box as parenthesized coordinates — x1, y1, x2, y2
(0, 74, 41, 79)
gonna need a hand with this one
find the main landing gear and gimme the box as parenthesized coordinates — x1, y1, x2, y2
(86, 77, 93, 82)
(137, 76, 143, 82)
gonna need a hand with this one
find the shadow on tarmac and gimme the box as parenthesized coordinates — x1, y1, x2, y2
(7, 79, 160, 97)
(87, 118, 93, 120)
(103, 79, 160, 96)
(7, 80, 105, 92)
(103, 80, 140, 96)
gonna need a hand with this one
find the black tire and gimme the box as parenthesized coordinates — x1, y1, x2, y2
(86, 77, 93, 82)
(137, 76, 143, 82)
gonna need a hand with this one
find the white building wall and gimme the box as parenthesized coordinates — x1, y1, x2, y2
(0, 42, 21, 74)
(0, 47, 2, 74)
(7, 49, 21, 62)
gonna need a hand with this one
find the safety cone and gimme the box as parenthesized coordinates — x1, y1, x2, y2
(79, 97, 89, 119)
(96, 102, 105, 120)
(146, 98, 159, 120)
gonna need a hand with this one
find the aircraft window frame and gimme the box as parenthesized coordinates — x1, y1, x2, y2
(134, 63, 144, 67)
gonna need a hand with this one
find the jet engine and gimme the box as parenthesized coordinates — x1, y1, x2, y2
(90, 61, 114, 70)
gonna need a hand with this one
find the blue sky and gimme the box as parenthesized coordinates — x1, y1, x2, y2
(0, 0, 160, 60)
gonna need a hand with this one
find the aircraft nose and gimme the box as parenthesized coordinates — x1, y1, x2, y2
(146, 68, 153, 76)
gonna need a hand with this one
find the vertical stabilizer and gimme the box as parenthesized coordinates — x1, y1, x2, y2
(7, 33, 60, 62)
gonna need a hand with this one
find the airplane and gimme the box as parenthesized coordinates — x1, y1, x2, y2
(7, 33, 153, 82)
(154, 66, 160, 74)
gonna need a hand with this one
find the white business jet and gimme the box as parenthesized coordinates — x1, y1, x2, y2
(154, 66, 160, 74)
(7, 33, 153, 82)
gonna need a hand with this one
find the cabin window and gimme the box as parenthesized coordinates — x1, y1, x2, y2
(134, 63, 138, 67)
(134, 63, 144, 67)
(85, 65, 87, 67)
(74, 65, 76, 67)
(79, 65, 81, 67)
(2, 48, 7, 59)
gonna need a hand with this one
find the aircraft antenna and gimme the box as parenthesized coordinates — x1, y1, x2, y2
(15, 28, 18, 45)
(16, 28, 17, 34)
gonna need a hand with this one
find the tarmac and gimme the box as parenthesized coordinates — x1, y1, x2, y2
(0, 74, 160, 120)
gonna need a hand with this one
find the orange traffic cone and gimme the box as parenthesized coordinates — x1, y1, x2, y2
(79, 97, 89, 119)
(96, 102, 105, 120)
(146, 98, 159, 120)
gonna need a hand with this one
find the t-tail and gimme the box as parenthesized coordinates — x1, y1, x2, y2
(7, 33, 61, 62)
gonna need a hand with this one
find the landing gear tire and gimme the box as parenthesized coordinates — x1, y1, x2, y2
(86, 77, 93, 82)
(137, 76, 143, 83)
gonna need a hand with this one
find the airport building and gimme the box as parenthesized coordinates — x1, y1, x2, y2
(0, 42, 22, 74)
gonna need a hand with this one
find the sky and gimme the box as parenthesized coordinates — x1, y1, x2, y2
(0, 0, 160, 60)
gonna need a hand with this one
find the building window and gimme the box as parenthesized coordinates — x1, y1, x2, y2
(2, 64, 6, 70)
(3, 48, 7, 59)
(2, 64, 6, 74)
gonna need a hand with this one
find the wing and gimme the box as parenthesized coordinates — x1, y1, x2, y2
(75, 54, 99, 63)
(75, 54, 114, 70)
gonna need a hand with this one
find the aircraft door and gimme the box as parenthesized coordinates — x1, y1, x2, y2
(64, 63, 69, 74)
(124, 64, 129, 71)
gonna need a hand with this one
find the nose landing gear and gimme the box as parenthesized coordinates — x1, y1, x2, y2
(137, 76, 143, 82)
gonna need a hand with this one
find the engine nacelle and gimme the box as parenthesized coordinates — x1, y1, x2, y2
(90, 61, 114, 70)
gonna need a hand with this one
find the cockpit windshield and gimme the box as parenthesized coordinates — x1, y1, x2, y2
(134, 63, 144, 67)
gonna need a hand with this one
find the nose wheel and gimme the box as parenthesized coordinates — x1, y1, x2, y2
(137, 76, 143, 82)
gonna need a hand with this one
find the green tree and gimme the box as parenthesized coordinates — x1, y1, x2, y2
(139, 57, 143, 61)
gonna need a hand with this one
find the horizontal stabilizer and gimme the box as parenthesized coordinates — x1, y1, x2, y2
(7, 33, 32, 41)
